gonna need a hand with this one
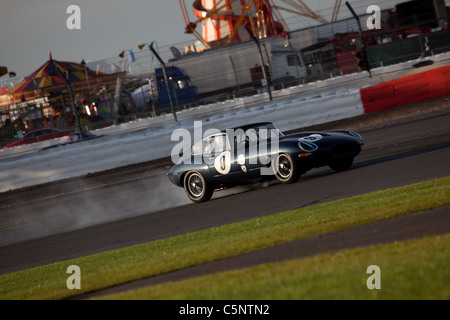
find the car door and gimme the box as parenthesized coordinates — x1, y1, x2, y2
(231, 127, 278, 176)
(202, 133, 242, 182)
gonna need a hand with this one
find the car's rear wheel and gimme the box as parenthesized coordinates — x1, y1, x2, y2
(184, 171, 214, 203)
(274, 153, 301, 184)
(329, 157, 354, 172)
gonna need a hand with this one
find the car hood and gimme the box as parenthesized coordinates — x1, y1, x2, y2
(281, 131, 330, 141)
(281, 130, 363, 145)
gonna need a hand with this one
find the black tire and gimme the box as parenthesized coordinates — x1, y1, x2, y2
(329, 157, 354, 172)
(183, 171, 214, 203)
(274, 153, 301, 184)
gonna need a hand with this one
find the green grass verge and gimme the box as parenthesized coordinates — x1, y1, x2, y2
(0, 176, 449, 300)
(98, 234, 450, 300)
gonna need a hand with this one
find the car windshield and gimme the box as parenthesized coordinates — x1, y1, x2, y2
(232, 123, 283, 144)
(191, 123, 283, 155)
(251, 123, 284, 137)
(192, 133, 230, 155)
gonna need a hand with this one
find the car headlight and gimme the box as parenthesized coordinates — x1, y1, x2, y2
(298, 140, 318, 152)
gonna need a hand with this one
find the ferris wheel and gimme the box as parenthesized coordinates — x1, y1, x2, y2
(178, 0, 342, 50)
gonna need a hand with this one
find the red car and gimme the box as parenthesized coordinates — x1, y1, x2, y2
(2, 128, 71, 149)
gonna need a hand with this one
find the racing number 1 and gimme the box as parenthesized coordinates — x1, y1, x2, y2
(214, 151, 231, 175)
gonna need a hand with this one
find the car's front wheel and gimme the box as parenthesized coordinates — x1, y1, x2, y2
(274, 153, 301, 184)
(184, 171, 214, 203)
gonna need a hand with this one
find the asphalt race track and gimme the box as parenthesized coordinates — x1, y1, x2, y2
(0, 97, 449, 296)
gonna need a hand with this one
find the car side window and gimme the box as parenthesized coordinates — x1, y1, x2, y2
(192, 138, 211, 155)
(24, 132, 38, 140)
(246, 128, 258, 143)
(192, 139, 205, 155)
(209, 134, 230, 155)
(38, 130, 52, 136)
(192, 134, 230, 156)
(234, 132, 246, 149)
(202, 139, 212, 154)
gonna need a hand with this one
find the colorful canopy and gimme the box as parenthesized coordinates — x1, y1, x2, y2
(6, 54, 106, 95)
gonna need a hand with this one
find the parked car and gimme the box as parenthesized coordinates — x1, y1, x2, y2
(1, 128, 71, 149)
(167, 122, 364, 203)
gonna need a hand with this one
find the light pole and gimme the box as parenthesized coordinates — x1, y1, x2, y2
(148, 42, 178, 122)
(245, 25, 273, 101)
(345, 1, 372, 78)
(55, 67, 83, 141)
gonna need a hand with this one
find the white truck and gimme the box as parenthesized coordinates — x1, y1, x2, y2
(167, 40, 309, 102)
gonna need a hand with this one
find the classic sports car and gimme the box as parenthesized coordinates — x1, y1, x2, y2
(167, 122, 364, 203)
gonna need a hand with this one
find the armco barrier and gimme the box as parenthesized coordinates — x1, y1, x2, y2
(360, 65, 450, 113)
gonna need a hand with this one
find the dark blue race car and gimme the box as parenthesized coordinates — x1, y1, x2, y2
(168, 122, 364, 203)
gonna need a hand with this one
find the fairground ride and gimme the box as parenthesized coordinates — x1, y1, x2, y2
(178, 0, 342, 51)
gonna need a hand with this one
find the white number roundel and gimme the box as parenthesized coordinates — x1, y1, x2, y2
(237, 154, 246, 165)
(214, 151, 231, 175)
(299, 134, 322, 142)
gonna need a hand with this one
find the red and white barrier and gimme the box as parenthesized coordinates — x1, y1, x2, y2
(360, 65, 450, 113)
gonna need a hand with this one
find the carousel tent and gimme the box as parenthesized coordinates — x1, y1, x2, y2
(0, 54, 126, 136)
(0, 53, 124, 106)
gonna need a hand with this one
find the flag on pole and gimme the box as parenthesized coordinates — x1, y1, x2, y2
(128, 50, 135, 63)
(119, 50, 125, 58)
(138, 43, 146, 50)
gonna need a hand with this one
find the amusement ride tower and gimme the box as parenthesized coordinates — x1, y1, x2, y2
(178, 0, 338, 51)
